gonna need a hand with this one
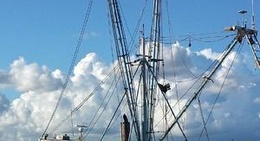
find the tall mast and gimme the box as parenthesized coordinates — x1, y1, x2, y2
(107, 0, 141, 140)
(148, 0, 162, 139)
(140, 0, 162, 140)
(141, 32, 149, 141)
(108, 0, 163, 140)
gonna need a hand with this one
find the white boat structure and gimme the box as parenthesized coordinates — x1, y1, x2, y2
(39, 0, 259, 141)
(39, 134, 70, 141)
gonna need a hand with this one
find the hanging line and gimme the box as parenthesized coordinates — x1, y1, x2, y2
(197, 98, 210, 141)
(50, 64, 120, 133)
(99, 91, 127, 141)
(42, 0, 94, 137)
(83, 67, 121, 138)
(197, 38, 244, 141)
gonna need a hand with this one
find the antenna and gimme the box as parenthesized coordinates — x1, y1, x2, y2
(238, 10, 247, 27)
(76, 125, 87, 141)
(251, 0, 256, 29)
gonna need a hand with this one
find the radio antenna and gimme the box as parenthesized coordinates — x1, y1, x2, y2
(251, 0, 256, 29)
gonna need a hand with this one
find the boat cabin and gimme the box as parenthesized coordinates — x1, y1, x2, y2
(39, 134, 70, 141)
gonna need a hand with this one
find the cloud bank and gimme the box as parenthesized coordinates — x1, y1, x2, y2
(0, 44, 260, 141)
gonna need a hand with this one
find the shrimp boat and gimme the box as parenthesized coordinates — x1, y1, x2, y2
(39, 0, 260, 141)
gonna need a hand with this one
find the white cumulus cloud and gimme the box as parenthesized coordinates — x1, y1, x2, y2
(0, 43, 259, 141)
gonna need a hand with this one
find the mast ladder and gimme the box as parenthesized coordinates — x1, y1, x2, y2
(246, 32, 260, 67)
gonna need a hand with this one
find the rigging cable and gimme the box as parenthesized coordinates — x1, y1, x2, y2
(170, 42, 198, 78)
(144, 60, 188, 141)
(154, 51, 220, 128)
(41, 0, 94, 137)
(70, 109, 75, 138)
(50, 64, 120, 133)
(197, 98, 210, 141)
(119, 0, 148, 52)
(162, 32, 236, 46)
(83, 68, 121, 138)
(130, 0, 148, 52)
(151, 0, 164, 139)
(107, 1, 117, 72)
(154, 74, 202, 128)
(136, 70, 144, 108)
(159, 90, 188, 141)
(158, 32, 235, 86)
(108, 0, 142, 139)
(189, 33, 236, 43)
(198, 38, 244, 141)
(99, 91, 127, 141)
(154, 33, 237, 135)
(163, 0, 187, 139)
(165, 0, 187, 136)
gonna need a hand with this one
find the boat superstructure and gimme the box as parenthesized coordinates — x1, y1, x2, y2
(39, 134, 71, 141)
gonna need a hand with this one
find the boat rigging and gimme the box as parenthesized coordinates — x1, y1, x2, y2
(39, 0, 259, 141)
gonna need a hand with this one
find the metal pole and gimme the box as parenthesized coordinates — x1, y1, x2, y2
(142, 35, 148, 141)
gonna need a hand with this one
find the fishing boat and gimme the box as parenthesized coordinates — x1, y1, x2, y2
(38, 0, 260, 141)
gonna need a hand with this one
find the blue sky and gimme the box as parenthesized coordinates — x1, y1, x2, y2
(0, 0, 260, 140)
(1, 0, 259, 99)
(1, 0, 259, 71)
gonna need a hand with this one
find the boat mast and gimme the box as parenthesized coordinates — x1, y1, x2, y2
(107, 0, 141, 140)
(141, 32, 149, 141)
(148, 0, 162, 140)
(140, 0, 162, 140)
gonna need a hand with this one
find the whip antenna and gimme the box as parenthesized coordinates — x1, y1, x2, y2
(251, 0, 256, 29)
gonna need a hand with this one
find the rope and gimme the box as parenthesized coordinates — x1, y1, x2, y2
(142, 58, 188, 140)
(197, 98, 210, 141)
(118, 0, 148, 52)
(162, 33, 236, 45)
(50, 64, 120, 133)
(189, 33, 236, 43)
(160, 90, 188, 141)
(197, 39, 244, 141)
(41, 0, 94, 137)
(154, 34, 240, 138)
(99, 91, 127, 140)
(153, 73, 202, 129)
(83, 67, 121, 138)
(154, 45, 221, 129)
(130, 0, 148, 52)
